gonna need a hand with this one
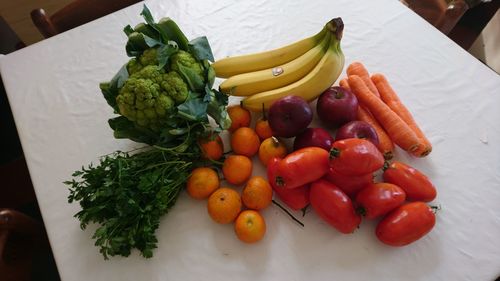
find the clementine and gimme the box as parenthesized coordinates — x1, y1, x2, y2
(187, 167, 220, 199)
(242, 176, 273, 210)
(222, 155, 252, 185)
(207, 187, 242, 224)
(227, 105, 251, 132)
(231, 127, 260, 157)
(234, 210, 266, 243)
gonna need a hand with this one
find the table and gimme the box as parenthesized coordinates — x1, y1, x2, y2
(1, 0, 500, 280)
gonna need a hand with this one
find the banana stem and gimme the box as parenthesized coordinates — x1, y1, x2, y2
(327, 18, 344, 40)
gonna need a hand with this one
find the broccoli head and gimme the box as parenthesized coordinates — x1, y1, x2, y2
(169, 50, 204, 81)
(116, 78, 169, 130)
(161, 71, 188, 104)
(126, 48, 159, 75)
(117, 59, 190, 131)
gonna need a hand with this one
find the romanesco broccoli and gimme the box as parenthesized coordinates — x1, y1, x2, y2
(170, 50, 204, 81)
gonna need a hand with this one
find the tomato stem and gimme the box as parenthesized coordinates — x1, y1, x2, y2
(382, 161, 391, 172)
(356, 206, 367, 216)
(430, 204, 441, 214)
(272, 199, 304, 227)
(275, 176, 285, 187)
(329, 148, 340, 159)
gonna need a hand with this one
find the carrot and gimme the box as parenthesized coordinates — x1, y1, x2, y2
(348, 75, 421, 153)
(357, 106, 394, 159)
(339, 78, 351, 90)
(340, 77, 393, 158)
(371, 73, 432, 157)
(346, 62, 380, 98)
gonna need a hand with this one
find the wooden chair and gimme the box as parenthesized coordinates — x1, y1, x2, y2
(0, 209, 49, 281)
(31, 0, 142, 38)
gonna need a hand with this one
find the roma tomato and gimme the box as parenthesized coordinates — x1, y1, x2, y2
(355, 183, 406, 219)
(383, 161, 437, 202)
(330, 138, 384, 176)
(275, 147, 330, 189)
(310, 179, 361, 234)
(267, 158, 310, 210)
(325, 167, 373, 197)
(376, 202, 436, 247)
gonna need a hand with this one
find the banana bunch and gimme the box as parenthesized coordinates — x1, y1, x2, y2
(212, 18, 345, 112)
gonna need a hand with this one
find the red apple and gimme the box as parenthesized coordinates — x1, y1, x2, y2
(335, 121, 379, 146)
(316, 86, 358, 128)
(268, 96, 313, 138)
(293, 128, 334, 151)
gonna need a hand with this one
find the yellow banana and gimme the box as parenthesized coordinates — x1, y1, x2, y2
(212, 28, 326, 78)
(241, 19, 345, 112)
(220, 33, 331, 97)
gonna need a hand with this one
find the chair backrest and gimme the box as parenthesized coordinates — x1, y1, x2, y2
(31, 0, 142, 38)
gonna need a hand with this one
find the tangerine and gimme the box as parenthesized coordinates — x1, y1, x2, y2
(222, 155, 253, 185)
(231, 127, 260, 157)
(207, 187, 242, 224)
(227, 105, 251, 133)
(258, 137, 287, 166)
(242, 176, 273, 210)
(199, 134, 224, 160)
(234, 210, 266, 243)
(187, 167, 220, 199)
(255, 118, 273, 140)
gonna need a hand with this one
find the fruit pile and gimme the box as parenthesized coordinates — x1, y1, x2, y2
(188, 19, 438, 246)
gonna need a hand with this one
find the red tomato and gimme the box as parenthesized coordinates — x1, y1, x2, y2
(275, 147, 330, 189)
(310, 179, 361, 234)
(383, 161, 437, 202)
(325, 167, 373, 197)
(355, 183, 406, 219)
(267, 158, 310, 210)
(330, 138, 384, 176)
(376, 202, 435, 246)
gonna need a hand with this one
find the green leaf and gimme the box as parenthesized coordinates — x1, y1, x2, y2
(168, 127, 189, 135)
(206, 89, 231, 130)
(108, 116, 158, 145)
(207, 65, 216, 88)
(157, 41, 178, 69)
(140, 4, 155, 26)
(101, 64, 129, 112)
(176, 63, 204, 92)
(143, 34, 163, 48)
(188, 36, 215, 62)
(177, 98, 208, 122)
(156, 17, 189, 51)
(123, 25, 134, 36)
(126, 32, 149, 57)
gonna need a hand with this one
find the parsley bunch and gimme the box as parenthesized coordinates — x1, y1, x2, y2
(66, 147, 195, 259)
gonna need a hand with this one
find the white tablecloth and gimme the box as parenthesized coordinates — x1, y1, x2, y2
(1, 0, 499, 280)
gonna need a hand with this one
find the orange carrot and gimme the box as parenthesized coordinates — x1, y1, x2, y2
(339, 77, 393, 158)
(339, 78, 351, 90)
(357, 105, 394, 159)
(346, 62, 380, 98)
(371, 73, 432, 157)
(348, 75, 421, 153)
